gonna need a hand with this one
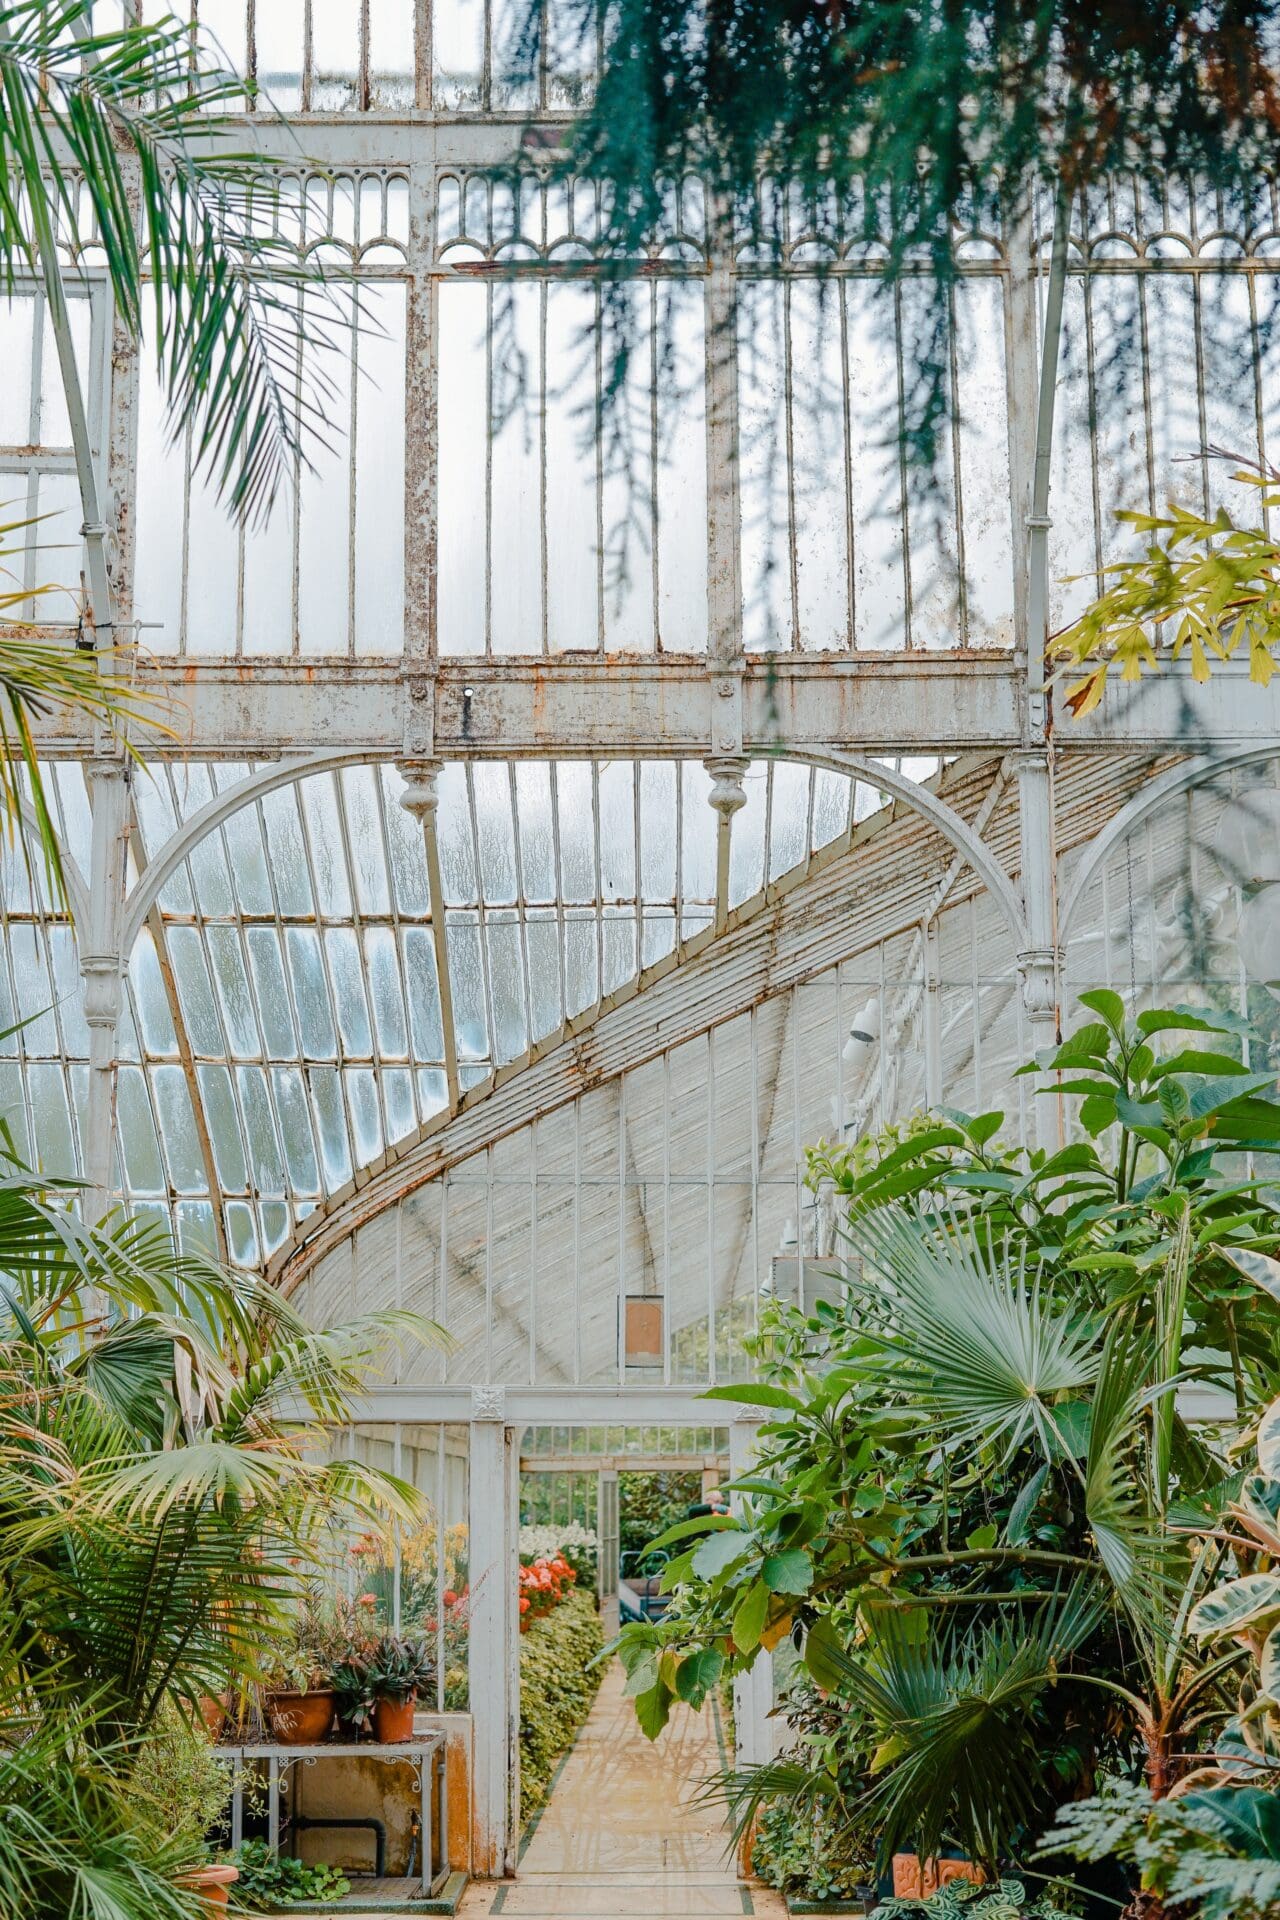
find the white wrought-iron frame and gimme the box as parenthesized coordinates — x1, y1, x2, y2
(10, 15, 1280, 1874)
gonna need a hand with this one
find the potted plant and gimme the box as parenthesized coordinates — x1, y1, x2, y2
(261, 1642, 336, 1744)
(363, 1635, 434, 1743)
(130, 1706, 241, 1909)
(330, 1650, 374, 1738)
(176, 1863, 240, 1912)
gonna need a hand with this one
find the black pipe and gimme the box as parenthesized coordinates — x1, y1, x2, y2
(286, 1814, 387, 1877)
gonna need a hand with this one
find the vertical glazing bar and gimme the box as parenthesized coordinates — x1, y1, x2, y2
(484, 1147, 495, 1380)
(421, 1741, 431, 1892)
(616, 1072, 626, 1385)
(268, 1755, 280, 1855)
(435, 1423, 446, 1712)
(393, 1424, 403, 1633)
(528, 1120, 538, 1385)
(748, 1004, 760, 1344)
(415, 0, 431, 108)
(706, 1026, 716, 1383)
(662, 1049, 672, 1385)
(572, 1097, 582, 1384)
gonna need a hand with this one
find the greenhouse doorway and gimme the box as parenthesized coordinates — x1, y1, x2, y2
(519, 1425, 730, 1631)
(512, 1424, 734, 1892)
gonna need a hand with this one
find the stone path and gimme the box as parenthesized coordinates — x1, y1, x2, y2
(460, 1660, 785, 1920)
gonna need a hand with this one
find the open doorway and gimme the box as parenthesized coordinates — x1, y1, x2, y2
(515, 1424, 731, 1856)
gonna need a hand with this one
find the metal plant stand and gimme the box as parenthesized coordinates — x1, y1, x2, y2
(220, 1735, 448, 1897)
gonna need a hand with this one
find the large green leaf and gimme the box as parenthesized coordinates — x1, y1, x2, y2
(633, 1680, 673, 1740)
(804, 1615, 847, 1690)
(852, 1212, 1103, 1460)
(1259, 1397, 1280, 1479)
(1217, 1245, 1280, 1307)
(1078, 989, 1126, 1034)
(731, 1579, 770, 1653)
(643, 1512, 739, 1554)
(674, 1646, 724, 1706)
(1259, 1623, 1280, 1701)
(1234, 1474, 1280, 1555)
(691, 1528, 752, 1580)
(1188, 1573, 1280, 1640)
(763, 1548, 813, 1595)
(701, 1383, 806, 1412)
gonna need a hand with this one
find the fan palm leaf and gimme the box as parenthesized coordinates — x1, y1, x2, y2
(811, 1580, 1104, 1869)
(848, 1209, 1103, 1460)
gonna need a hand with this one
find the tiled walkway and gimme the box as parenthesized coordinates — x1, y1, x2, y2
(460, 1661, 785, 1920)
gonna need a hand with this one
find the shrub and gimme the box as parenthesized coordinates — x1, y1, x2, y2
(752, 1800, 876, 1904)
(519, 1587, 604, 1824)
(519, 1552, 578, 1628)
(520, 1522, 597, 1586)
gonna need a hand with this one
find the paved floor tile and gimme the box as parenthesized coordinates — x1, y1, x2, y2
(459, 1661, 786, 1920)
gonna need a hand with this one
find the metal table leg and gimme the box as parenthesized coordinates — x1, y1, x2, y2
(420, 1744, 430, 1894)
(268, 1754, 280, 1857)
(438, 1737, 449, 1890)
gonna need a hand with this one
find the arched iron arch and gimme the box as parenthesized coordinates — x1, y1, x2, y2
(118, 744, 1028, 968)
(1058, 746, 1280, 942)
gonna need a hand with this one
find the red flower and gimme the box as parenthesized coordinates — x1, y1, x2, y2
(519, 1596, 530, 1614)
(444, 1588, 458, 1607)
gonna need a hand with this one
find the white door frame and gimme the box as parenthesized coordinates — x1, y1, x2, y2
(454, 1388, 770, 1878)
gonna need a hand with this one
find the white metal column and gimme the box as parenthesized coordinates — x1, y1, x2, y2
(468, 1396, 520, 1877)
(728, 1412, 776, 1767)
(1015, 749, 1063, 1151)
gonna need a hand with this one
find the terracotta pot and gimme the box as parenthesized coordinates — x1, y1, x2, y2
(177, 1863, 239, 1911)
(198, 1694, 229, 1741)
(891, 1855, 984, 1900)
(372, 1693, 415, 1742)
(265, 1687, 335, 1744)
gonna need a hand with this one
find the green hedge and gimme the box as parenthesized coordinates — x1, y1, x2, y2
(519, 1588, 605, 1826)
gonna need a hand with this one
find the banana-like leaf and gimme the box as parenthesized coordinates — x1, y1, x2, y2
(1260, 1623, 1280, 1700)
(1217, 1243, 1280, 1305)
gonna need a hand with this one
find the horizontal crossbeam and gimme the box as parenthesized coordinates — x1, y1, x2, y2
(21, 651, 1277, 757)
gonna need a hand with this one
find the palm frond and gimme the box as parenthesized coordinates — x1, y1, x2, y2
(813, 1581, 1104, 1869)
(0, 1, 350, 522)
(849, 1209, 1103, 1461)
(1083, 1313, 1179, 1646)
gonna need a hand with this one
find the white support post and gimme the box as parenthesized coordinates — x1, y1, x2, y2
(728, 1412, 775, 1768)
(1015, 750, 1062, 1152)
(468, 1393, 519, 1877)
(82, 764, 128, 1224)
(28, 127, 140, 1234)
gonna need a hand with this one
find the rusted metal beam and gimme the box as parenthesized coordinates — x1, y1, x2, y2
(21, 651, 1274, 757)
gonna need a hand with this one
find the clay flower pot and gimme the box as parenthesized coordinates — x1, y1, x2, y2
(177, 1863, 239, 1911)
(372, 1693, 415, 1742)
(265, 1687, 335, 1744)
(891, 1855, 984, 1899)
(198, 1693, 230, 1741)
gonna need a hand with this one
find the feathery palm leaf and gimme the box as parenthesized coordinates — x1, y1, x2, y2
(0, 511, 172, 903)
(0, 1, 348, 523)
